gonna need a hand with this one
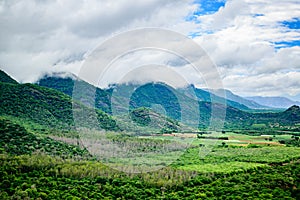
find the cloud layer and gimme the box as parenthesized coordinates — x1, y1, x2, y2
(0, 0, 299, 99)
(0, 0, 196, 82)
(194, 0, 300, 97)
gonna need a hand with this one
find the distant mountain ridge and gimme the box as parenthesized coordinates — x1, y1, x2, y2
(38, 73, 251, 111)
(0, 69, 299, 132)
(211, 89, 270, 109)
(246, 96, 300, 109)
(190, 86, 251, 111)
(36, 73, 300, 129)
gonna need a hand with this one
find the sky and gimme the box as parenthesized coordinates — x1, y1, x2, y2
(0, 0, 300, 100)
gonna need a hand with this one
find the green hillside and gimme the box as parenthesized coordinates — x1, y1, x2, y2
(38, 75, 250, 112)
(38, 75, 112, 113)
(0, 118, 90, 158)
(37, 77, 239, 128)
(126, 83, 300, 128)
(280, 105, 300, 122)
(0, 82, 119, 131)
(129, 83, 181, 120)
(0, 72, 181, 134)
(129, 107, 180, 133)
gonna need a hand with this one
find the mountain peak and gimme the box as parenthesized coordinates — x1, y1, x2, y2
(286, 105, 300, 112)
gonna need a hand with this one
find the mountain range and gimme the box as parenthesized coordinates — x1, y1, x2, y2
(1, 69, 300, 134)
(38, 72, 300, 110)
(211, 89, 270, 109)
(246, 96, 300, 109)
(36, 72, 300, 129)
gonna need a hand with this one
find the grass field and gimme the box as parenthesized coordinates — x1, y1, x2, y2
(45, 130, 300, 174)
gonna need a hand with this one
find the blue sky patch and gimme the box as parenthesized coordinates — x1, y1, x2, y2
(253, 14, 264, 17)
(186, 0, 226, 22)
(274, 40, 300, 49)
(188, 30, 214, 38)
(273, 18, 300, 49)
(188, 32, 201, 38)
(195, 0, 226, 15)
(281, 18, 300, 29)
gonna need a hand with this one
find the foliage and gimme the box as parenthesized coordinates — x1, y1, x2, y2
(0, 82, 119, 131)
(38, 75, 112, 113)
(130, 107, 179, 133)
(279, 136, 300, 147)
(0, 118, 90, 158)
(129, 83, 181, 120)
(0, 153, 299, 199)
(0, 70, 300, 199)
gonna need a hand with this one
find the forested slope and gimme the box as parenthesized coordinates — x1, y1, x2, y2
(0, 82, 119, 131)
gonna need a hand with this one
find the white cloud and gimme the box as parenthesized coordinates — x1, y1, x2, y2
(197, 0, 250, 31)
(0, 0, 196, 82)
(0, 0, 300, 100)
(192, 0, 300, 99)
(224, 71, 300, 97)
(257, 47, 300, 74)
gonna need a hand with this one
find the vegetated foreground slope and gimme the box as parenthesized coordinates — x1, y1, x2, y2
(0, 143, 299, 199)
(0, 118, 90, 158)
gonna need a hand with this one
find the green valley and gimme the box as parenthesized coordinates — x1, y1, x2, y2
(0, 70, 300, 199)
